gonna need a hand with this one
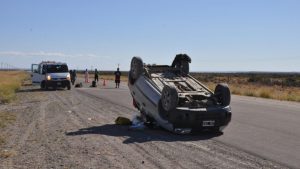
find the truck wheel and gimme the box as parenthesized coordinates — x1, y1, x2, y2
(161, 85, 178, 112)
(130, 57, 143, 82)
(214, 83, 231, 106)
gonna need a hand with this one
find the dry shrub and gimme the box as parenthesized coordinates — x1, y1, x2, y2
(0, 112, 16, 128)
(231, 89, 241, 95)
(244, 91, 255, 97)
(201, 78, 300, 102)
(259, 90, 271, 98)
(0, 71, 29, 103)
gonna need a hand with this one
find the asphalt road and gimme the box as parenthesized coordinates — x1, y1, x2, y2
(79, 80, 300, 169)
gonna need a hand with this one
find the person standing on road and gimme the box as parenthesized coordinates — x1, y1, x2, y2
(85, 69, 89, 83)
(114, 68, 121, 88)
(94, 68, 99, 83)
(71, 69, 77, 85)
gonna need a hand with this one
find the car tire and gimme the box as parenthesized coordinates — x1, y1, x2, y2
(67, 84, 71, 90)
(214, 83, 231, 106)
(41, 81, 45, 89)
(130, 57, 143, 82)
(181, 61, 189, 75)
(173, 60, 190, 75)
(172, 54, 191, 75)
(161, 85, 178, 112)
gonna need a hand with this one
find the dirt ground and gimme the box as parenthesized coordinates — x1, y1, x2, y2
(0, 83, 288, 169)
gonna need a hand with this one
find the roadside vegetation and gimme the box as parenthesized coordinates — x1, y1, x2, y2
(191, 72, 300, 102)
(0, 71, 29, 103)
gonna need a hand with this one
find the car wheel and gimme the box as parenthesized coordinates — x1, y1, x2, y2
(41, 81, 45, 89)
(161, 85, 178, 112)
(130, 57, 143, 82)
(67, 84, 71, 90)
(214, 83, 231, 106)
(181, 61, 189, 75)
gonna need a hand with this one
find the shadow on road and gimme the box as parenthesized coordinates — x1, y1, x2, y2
(65, 124, 222, 144)
(18, 88, 44, 93)
(18, 88, 68, 93)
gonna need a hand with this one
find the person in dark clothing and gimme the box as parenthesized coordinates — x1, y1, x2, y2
(94, 69, 99, 83)
(114, 68, 121, 88)
(69, 70, 73, 85)
(70, 69, 77, 85)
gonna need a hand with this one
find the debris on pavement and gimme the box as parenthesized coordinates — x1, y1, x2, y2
(75, 83, 83, 88)
(90, 81, 97, 87)
(115, 116, 132, 125)
(129, 115, 145, 131)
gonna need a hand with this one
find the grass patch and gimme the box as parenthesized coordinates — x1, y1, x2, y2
(202, 81, 300, 102)
(0, 111, 16, 147)
(0, 71, 29, 103)
(0, 112, 16, 128)
(259, 90, 271, 98)
(245, 91, 255, 97)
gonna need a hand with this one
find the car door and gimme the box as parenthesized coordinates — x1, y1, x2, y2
(31, 64, 43, 83)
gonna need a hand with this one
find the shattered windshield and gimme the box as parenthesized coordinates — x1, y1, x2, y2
(46, 65, 68, 73)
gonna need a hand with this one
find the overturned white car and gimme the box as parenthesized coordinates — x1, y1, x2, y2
(128, 54, 232, 134)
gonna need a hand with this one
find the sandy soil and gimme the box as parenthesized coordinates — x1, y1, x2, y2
(0, 83, 288, 169)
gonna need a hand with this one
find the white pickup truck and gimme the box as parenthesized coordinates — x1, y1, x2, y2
(31, 61, 71, 90)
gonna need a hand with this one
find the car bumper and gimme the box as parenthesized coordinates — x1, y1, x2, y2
(45, 80, 70, 88)
(165, 106, 232, 131)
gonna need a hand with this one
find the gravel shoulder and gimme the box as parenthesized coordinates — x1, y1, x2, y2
(0, 84, 290, 169)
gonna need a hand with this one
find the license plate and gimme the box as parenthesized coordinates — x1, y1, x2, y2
(57, 82, 61, 85)
(202, 120, 215, 127)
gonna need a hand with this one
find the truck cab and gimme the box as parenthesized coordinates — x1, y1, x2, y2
(31, 61, 71, 90)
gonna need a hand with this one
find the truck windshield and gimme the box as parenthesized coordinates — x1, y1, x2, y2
(46, 65, 68, 73)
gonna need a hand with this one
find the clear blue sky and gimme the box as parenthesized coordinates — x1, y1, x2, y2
(0, 0, 299, 71)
